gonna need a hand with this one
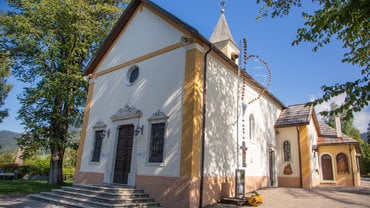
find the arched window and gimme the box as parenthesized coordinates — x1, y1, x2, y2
(283, 141, 291, 162)
(336, 153, 349, 174)
(249, 114, 255, 140)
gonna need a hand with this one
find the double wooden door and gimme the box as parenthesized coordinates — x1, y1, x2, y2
(113, 125, 134, 184)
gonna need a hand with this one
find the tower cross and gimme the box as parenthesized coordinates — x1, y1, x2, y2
(219, 0, 227, 7)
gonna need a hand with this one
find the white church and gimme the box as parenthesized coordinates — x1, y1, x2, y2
(74, 0, 362, 207)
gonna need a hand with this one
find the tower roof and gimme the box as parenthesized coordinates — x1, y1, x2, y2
(210, 9, 236, 44)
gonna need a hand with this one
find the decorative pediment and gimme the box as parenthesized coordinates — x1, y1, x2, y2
(111, 104, 142, 121)
(93, 119, 107, 129)
(148, 110, 169, 121)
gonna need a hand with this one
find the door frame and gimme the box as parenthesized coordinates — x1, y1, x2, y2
(320, 153, 335, 182)
(110, 121, 138, 186)
(108, 105, 143, 186)
(113, 124, 135, 184)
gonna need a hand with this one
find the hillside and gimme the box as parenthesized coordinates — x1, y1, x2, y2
(361, 133, 368, 143)
(0, 130, 21, 154)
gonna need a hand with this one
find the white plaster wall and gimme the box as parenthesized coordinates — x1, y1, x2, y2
(276, 127, 300, 177)
(204, 57, 238, 176)
(80, 6, 187, 179)
(82, 48, 185, 177)
(244, 96, 281, 177)
(97, 6, 183, 72)
(204, 56, 282, 177)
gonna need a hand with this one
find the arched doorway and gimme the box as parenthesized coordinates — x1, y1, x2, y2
(321, 154, 334, 181)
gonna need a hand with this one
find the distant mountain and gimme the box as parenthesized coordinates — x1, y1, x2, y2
(361, 133, 368, 143)
(0, 130, 21, 154)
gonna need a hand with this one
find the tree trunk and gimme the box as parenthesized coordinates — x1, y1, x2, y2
(48, 146, 65, 185)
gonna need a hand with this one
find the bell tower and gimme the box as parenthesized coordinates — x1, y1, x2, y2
(210, 7, 240, 64)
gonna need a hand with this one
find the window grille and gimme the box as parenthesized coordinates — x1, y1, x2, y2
(148, 123, 165, 163)
(283, 141, 291, 162)
(91, 130, 104, 162)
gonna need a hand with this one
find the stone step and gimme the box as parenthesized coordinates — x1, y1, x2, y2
(52, 189, 155, 204)
(72, 184, 144, 194)
(31, 192, 161, 208)
(61, 186, 150, 199)
(30, 183, 162, 208)
(29, 194, 98, 208)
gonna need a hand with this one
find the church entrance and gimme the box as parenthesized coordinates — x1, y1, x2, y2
(113, 125, 134, 184)
(321, 154, 334, 181)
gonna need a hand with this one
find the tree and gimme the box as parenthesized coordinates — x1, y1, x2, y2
(0, 0, 129, 185)
(257, 0, 369, 119)
(0, 51, 13, 123)
(367, 123, 370, 144)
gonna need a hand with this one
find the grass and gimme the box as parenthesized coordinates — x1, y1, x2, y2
(0, 179, 72, 194)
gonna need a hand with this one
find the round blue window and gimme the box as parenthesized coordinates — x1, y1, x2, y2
(127, 65, 139, 84)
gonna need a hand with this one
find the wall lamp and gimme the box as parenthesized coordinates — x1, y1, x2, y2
(134, 125, 144, 136)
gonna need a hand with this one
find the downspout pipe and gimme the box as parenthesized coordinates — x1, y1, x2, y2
(296, 126, 303, 188)
(199, 44, 212, 208)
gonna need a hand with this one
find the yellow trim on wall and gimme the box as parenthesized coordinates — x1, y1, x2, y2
(75, 82, 95, 172)
(298, 125, 312, 188)
(94, 43, 182, 78)
(180, 47, 204, 178)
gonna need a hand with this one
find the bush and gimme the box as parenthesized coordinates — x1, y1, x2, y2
(0, 152, 16, 164)
(0, 163, 31, 179)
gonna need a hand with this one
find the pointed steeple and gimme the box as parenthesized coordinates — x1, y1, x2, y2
(210, 9, 235, 44)
(210, 9, 240, 64)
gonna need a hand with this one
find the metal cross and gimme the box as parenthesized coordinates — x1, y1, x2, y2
(219, 0, 227, 7)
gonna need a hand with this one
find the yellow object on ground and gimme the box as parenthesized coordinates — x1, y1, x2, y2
(248, 195, 264, 206)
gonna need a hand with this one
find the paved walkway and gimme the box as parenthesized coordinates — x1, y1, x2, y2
(1, 180, 369, 207)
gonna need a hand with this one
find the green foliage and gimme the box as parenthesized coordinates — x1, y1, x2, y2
(63, 148, 77, 170)
(257, 0, 370, 120)
(0, 51, 13, 123)
(359, 142, 370, 175)
(0, 0, 129, 184)
(367, 123, 370, 143)
(23, 154, 51, 176)
(0, 152, 16, 165)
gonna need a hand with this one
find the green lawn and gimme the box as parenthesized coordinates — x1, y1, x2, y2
(0, 179, 72, 194)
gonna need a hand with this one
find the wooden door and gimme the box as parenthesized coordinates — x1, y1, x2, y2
(113, 125, 134, 184)
(321, 154, 334, 180)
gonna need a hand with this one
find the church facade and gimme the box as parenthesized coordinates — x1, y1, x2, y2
(74, 0, 361, 207)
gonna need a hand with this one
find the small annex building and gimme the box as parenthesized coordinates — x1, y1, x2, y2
(275, 104, 361, 188)
(74, 0, 362, 207)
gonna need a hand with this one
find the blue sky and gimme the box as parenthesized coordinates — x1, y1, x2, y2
(1, 0, 369, 133)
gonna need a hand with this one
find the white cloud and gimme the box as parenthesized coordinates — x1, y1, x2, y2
(311, 94, 369, 133)
(353, 107, 370, 133)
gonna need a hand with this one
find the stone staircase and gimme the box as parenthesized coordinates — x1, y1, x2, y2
(30, 183, 162, 207)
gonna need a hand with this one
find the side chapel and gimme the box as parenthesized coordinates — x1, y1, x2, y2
(74, 0, 362, 207)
